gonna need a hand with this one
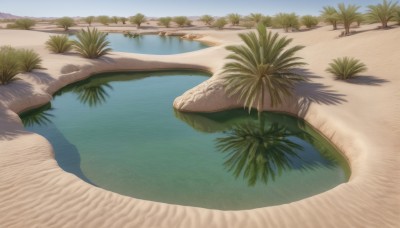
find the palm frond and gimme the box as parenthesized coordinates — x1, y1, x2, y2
(221, 24, 306, 114)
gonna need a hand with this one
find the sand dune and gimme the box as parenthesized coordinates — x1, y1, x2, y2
(0, 23, 399, 227)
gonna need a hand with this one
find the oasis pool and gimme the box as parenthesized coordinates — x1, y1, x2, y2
(20, 71, 350, 210)
(70, 33, 209, 54)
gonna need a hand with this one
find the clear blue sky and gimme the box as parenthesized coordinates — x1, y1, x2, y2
(1, 0, 385, 18)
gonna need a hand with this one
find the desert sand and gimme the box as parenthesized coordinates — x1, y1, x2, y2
(0, 22, 399, 228)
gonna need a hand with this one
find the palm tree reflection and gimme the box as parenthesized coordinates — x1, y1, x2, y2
(216, 118, 307, 186)
(72, 82, 112, 107)
(21, 103, 54, 127)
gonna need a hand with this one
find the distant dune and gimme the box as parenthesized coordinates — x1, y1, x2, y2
(0, 12, 21, 19)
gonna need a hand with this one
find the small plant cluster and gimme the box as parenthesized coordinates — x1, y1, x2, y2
(326, 57, 367, 80)
(0, 46, 42, 85)
(45, 28, 111, 59)
(6, 18, 36, 30)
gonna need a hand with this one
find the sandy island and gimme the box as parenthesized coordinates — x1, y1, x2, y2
(0, 22, 399, 227)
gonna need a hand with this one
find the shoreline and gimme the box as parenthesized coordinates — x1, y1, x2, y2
(0, 24, 399, 227)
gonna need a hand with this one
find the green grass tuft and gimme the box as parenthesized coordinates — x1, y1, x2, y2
(71, 28, 112, 59)
(0, 46, 21, 85)
(18, 49, 43, 72)
(45, 35, 72, 53)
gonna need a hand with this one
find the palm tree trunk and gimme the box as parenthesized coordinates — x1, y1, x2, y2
(333, 21, 337, 30)
(257, 86, 265, 120)
(383, 21, 387, 29)
(345, 23, 350, 35)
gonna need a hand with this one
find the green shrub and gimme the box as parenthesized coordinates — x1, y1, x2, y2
(18, 49, 43, 72)
(71, 28, 112, 59)
(45, 35, 72, 53)
(301, 15, 319, 29)
(173, 16, 189, 27)
(0, 46, 21, 85)
(130, 13, 146, 28)
(120, 17, 128, 24)
(240, 19, 255, 29)
(326, 57, 367, 80)
(56, 17, 75, 31)
(158, 17, 172, 27)
(84, 16, 95, 26)
(7, 18, 36, 30)
(212, 18, 227, 30)
(200, 15, 214, 26)
(111, 16, 119, 24)
(97, 15, 110, 25)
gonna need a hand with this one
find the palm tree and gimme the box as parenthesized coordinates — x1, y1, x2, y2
(248, 13, 263, 24)
(199, 15, 214, 26)
(367, 0, 398, 29)
(130, 13, 146, 28)
(227, 13, 241, 26)
(222, 24, 306, 117)
(320, 6, 339, 30)
(336, 3, 361, 36)
(273, 13, 300, 32)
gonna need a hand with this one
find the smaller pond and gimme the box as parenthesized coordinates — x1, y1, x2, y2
(69, 33, 209, 55)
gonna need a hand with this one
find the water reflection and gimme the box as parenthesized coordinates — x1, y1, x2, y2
(21, 103, 53, 127)
(176, 110, 343, 186)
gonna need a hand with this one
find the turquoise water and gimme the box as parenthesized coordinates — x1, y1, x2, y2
(20, 71, 350, 210)
(70, 33, 208, 54)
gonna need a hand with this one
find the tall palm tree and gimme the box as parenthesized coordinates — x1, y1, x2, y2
(336, 3, 361, 36)
(221, 24, 306, 117)
(367, 0, 398, 29)
(320, 6, 339, 30)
